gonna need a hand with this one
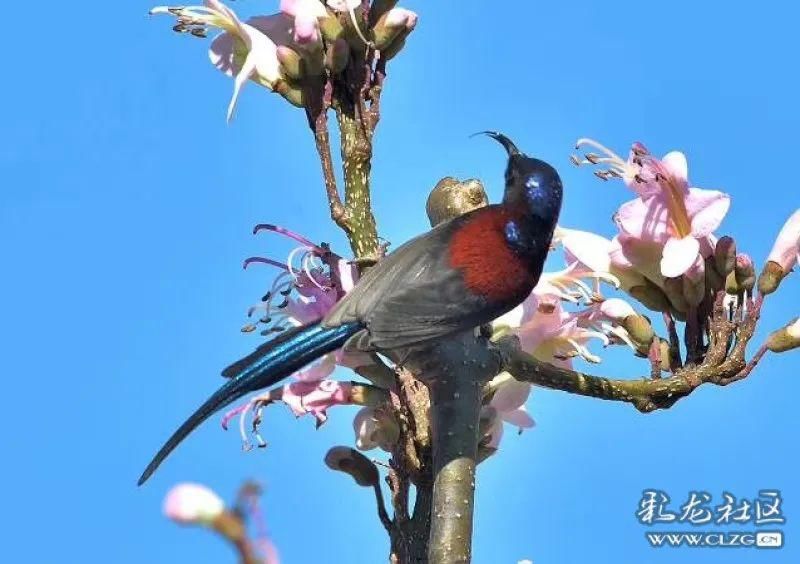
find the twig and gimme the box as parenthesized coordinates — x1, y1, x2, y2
(374, 480, 394, 531)
(663, 311, 683, 370)
(310, 86, 348, 230)
(501, 292, 767, 413)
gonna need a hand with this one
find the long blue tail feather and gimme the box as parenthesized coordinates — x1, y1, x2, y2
(138, 321, 362, 485)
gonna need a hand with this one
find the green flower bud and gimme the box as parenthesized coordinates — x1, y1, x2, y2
(275, 81, 305, 108)
(277, 46, 304, 81)
(757, 261, 787, 295)
(622, 314, 655, 349)
(705, 256, 724, 292)
(381, 37, 406, 61)
(320, 15, 344, 42)
(683, 270, 705, 307)
(659, 339, 672, 372)
(628, 281, 672, 313)
(664, 277, 689, 313)
(426, 177, 488, 226)
(766, 319, 800, 353)
(725, 270, 741, 295)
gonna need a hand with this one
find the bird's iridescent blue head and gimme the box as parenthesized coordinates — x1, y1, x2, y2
(479, 132, 564, 260)
(480, 132, 563, 219)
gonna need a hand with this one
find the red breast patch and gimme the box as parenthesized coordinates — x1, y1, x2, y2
(448, 207, 532, 302)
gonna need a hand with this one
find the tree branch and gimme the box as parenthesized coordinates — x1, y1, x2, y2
(405, 333, 500, 564)
(501, 294, 769, 413)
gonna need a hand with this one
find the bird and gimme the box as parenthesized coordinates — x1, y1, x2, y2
(138, 132, 563, 485)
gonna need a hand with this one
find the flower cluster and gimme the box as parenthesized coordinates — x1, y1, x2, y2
(150, 0, 417, 120)
(222, 224, 369, 449)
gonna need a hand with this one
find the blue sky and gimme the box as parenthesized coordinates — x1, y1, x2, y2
(2, 1, 799, 562)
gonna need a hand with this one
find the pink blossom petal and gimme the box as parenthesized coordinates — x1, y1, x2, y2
(767, 209, 800, 271)
(613, 234, 665, 287)
(293, 354, 336, 382)
(686, 188, 731, 238)
(661, 236, 700, 278)
(248, 14, 298, 48)
(282, 379, 352, 422)
(209, 32, 238, 77)
(598, 298, 636, 322)
(503, 407, 535, 429)
(615, 196, 671, 243)
(485, 411, 504, 449)
(490, 379, 531, 412)
(661, 151, 688, 185)
(558, 228, 612, 273)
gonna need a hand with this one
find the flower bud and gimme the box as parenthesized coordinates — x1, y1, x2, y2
(628, 280, 671, 313)
(325, 38, 350, 74)
(372, 8, 418, 50)
(324, 446, 379, 487)
(622, 314, 655, 348)
(163, 483, 225, 526)
(663, 277, 689, 313)
(725, 270, 741, 295)
(766, 318, 800, 353)
(426, 177, 488, 227)
(319, 15, 344, 42)
(705, 256, 724, 292)
(277, 46, 304, 81)
(682, 259, 705, 307)
(659, 339, 672, 372)
(758, 261, 786, 296)
(369, 0, 400, 26)
(734, 253, 755, 292)
(714, 236, 736, 276)
(275, 81, 305, 108)
(381, 36, 409, 61)
(766, 209, 800, 271)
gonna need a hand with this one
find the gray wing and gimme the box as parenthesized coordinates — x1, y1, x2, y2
(324, 211, 504, 350)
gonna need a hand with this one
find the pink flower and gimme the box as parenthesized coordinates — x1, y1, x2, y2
(151, 1, 283, 121)
(243, 224, 358, 333)
(281, 355, 352, 424)
(556, 226, 645, 291)
(494, 280, 609, 368)
(279, 0, 328, 45)
(574, 139, 730, 277)
(163, 483, 225, 525)
(767, 209, 800, 271)
(484, 378, 535, 448)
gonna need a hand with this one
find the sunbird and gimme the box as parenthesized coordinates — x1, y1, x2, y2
(138, 133, 563, 485)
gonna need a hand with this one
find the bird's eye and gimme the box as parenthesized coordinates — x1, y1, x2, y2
(525, 174, 546, 202)
(525, 176, 541, 190)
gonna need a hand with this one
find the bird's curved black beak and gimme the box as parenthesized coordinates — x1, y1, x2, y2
(472, 131, 521, 156)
